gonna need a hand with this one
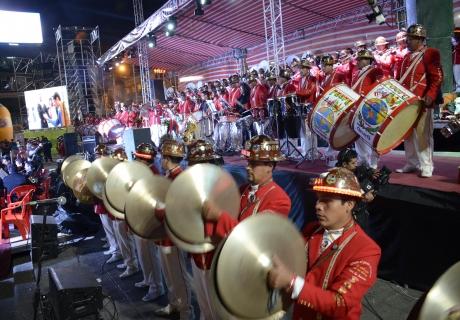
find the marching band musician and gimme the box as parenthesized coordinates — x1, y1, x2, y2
(336, 49, 355, 86)
(373, 36, 395, 77)
(93, 145, 121, 264)
(268, 168, 381, 320)
(276, 69, 296, 98)
(154, 139, 194, 319)
(354, 40, 368, 52)
(290, 58, 302, 88)
(110, 148, 140, 279)
(393, 31, 408, 78)
(131, 143, 165, 302)
(258, 67, 269, 89)
(319, 55, 346, 94)
(186, 140, 223, 320)
(248, 75, 268, 109)
(395, 24, 443, 178)
(178, 92, 194, 116)
(351, 49, 383, 169)
(118, 103, 129, 126)
(202, 135, 291, 239)
(229, 75, 242, 110)
(295, 60, 317, 104)
(127, 103, 139, 128)
(266, 72, 279, 99)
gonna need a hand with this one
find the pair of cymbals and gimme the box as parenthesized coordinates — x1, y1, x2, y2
(164, 163, 240, 253)
(86, 157, 120, 199)
(103, 161, 154, 219)
(210, 213, 307, 319)
(124, 175, 171, 240)
(63, 159, 91, 189)
(72, 167, 95, 204)
(61, 154, 85, 185)
(418, 261, 460, 320)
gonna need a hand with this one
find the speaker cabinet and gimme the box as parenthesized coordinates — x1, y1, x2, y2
(122, 128, 152, 160)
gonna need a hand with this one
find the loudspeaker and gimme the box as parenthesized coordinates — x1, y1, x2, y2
(48, 266, 102, 320)
(123, 128, 152, 160)
(31, 215, 58, 245)
(63, 133, 79, 156)
(82, 136, 96, 155)
(151, 79, 165, 102)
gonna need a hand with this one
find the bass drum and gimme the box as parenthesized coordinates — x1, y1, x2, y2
(98, 119, 124, 141)
(309, 83, 362, 150)
(199, 116, 214, 137)
(351, 78, 422, 155)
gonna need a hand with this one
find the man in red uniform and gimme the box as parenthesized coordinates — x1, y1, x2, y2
(268, 168, 381, 320)
(202, 135, 291, 239)
(393, 31, 408, 78)
(154, 139, 193, 318)
(395, 24, 443, 178)
(266, 72, 278, 99)
(319, 55, 346, 94)
(336, 49, 355, 86)
(351, 49, 383, 169)
(185, 140, 223, 320)
(295, 60, 317, 104)
(229, 74, 242, 110)
(118, 103, 129, 126)
(276, 69, 296, 98)
(93, 145, 121, 264)
(131, 143, 164, 302)
(373, 36, 395, 77)
(249, 76, 268, 110)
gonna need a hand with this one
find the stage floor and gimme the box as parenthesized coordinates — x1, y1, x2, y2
(224, 149, 460, 194)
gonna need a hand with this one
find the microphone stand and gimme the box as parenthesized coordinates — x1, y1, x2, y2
(32, 201, 58, 320)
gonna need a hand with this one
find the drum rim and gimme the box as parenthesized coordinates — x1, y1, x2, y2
(350, 77, 422, 155)
(309, 83, 361, 148)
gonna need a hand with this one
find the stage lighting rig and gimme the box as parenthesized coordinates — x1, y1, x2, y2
(366, 0, 385, 25)
(146, 32, 157, 48)
(164, 16, 176, 36)
(194, 1, 204, 16)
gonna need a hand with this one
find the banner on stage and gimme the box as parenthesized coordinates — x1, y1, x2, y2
(24, 86, 71, 130)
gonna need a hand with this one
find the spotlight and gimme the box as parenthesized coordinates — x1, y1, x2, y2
(115, 62, 120, 67)
(146, 32, 156, 48)
(164, 16, 176, 36)
(366, 0, 385, 25)
(194, 5, 204, 16)
(200, 0, 211, 4)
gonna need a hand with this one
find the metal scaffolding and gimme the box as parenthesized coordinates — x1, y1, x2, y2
(263, 0, 286, 75)
(55, 25, 102, 119)
(133, 0, 152, 103)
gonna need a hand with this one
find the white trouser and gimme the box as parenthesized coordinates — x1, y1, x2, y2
(300, 119, 317, 156)
(133, 235, 163, 291)
(159, 246, 193, 320)
(113, 220, 137, 269)
(454, 65, 460, 92)
(403, 109, 434, 173)
(99, 214, 118, 254)
(191, 261, 217, 320)
(355, 138, 379, 169)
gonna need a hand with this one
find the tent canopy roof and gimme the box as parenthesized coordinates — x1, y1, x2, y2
(100, 0, 370, 71)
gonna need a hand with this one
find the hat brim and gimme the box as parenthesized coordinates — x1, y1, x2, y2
(313, 185, 363, 198)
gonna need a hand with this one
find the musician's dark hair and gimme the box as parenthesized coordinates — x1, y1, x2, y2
(336, 148, 358, 167)
(52, 92, 61, 100)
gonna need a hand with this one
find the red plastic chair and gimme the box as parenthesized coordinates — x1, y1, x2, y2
(7, 185, 36, 207)
(1, 190, 35, 240)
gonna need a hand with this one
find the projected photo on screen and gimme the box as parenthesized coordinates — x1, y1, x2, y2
(24, 86, 71, 130)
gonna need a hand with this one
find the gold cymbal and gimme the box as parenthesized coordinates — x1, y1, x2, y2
(102, 190, 125, 219)
(63, 159, 91, 189)
(419, 261, 460, 320)
(165, 163, 240, 253)
(72, 168, 95, 204)
(104, 161, 154, 218)
(61, 154, 85, 183)
(86, 157, 120, 199)
(125, 176, 171, 240)
(210, 213, 307, 319)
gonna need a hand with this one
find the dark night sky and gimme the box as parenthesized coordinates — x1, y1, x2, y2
(0, 0, 168, 56)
